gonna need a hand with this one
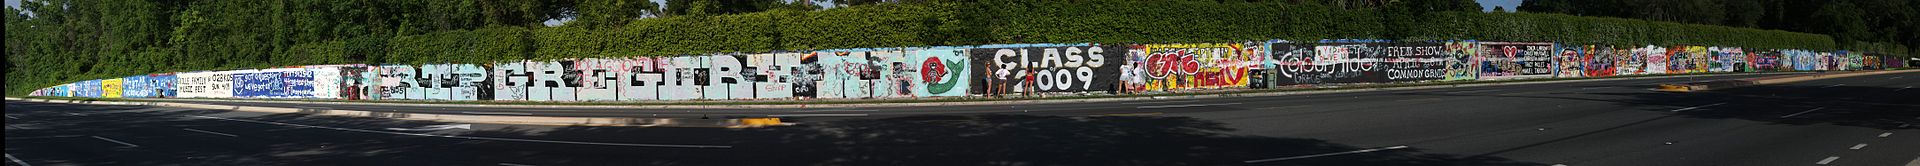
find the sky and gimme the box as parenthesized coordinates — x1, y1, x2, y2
(1479, 0, 1525, 12)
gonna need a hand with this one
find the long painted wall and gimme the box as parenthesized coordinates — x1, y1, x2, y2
(27, 41, 1902, 101)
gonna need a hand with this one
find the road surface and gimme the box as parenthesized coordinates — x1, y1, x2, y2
(6, 72, 1917, 166)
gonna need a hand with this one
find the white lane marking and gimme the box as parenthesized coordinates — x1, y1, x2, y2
(1244, 145, 1410, 163)
(498, 163, 537, 166)
(4, 115, 17, 119)
(1445, 89, 1503, 94)
(1880, 132, 1893, 138)
(1122, 100, 1202, 105)
(1890, 76, 1905, 79)
(1849, 144, 1867, 150)
(461, 112, 533, 115)
(1904, 156, 1920, 166)
(4, 153, 29, 166)
(1823, 84, 1845, 88)
(1779, 107, 1826, 118)
(791, 109, 877, 113)
(767, 114, 869, 117)
(90, 136, 140, 148)
(1817, 156, 1840, 165)
(1137, 103, 1243, 109)
(1393, 98, 1447, 102)
(64, 113, 83, 116)
(190, 115, 731, 148)
(1669, 103, 1728, 112)
(1900, 86, 1912, 91)
(182, 128, 239, 137)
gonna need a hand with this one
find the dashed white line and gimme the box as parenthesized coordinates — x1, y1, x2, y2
(1393, 98, 1447, 102)
(182, 128, 239, 137)
(1122, 100, 1201, 105)
(1137, 103, 1243, 109)
(1669, 103, 1728, 112)
(4, 153, 29, 166)
(1880, 132, 1893, 138)
(1446, 89, 1503, 94)
(1779, 107, 1825, 118)
(791, 109, 877, 113)
(1244, 145, 1410, 163)
(90, 136, 141, 148)
(64, 113, 83, 116)
(767, 114, 869, 117)
(1817, 156, 1840, 165)
(1849, 144, 1867, 150)
(461, 112, 533, 115)
(189, 115, 731, 148)
(4, 115, 17, 119)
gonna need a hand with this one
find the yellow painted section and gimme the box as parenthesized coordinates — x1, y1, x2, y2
(103, 78, 124, 98)
(1136, 43, 1261, 92)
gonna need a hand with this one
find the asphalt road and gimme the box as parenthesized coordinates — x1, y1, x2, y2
(7, 72, 1918, 166)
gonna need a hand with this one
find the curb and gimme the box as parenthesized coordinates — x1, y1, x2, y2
(111, 72, 1802, 110)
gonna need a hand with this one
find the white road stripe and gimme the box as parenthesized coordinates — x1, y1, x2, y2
(1446, 89, 1503, 94)
(1817, 156, 1840, 165)
(182, 128, 238, 137)
(1779, 107, 1825, 118)
(768, 114, 869, 117)
(1122, 100, 1201, 105)
(4, 115, 17, 119)
(1137, 103, 1242, 109)
(1849, 144, 1867, 150)
(4, 153, 29, 166)
(791, 109, 877, 113)
(1904, 156, 1920, 166)
(1900, 86, 1912, 91)
(190, 115, 731, 148)
(1244, 145, 1410, 163)
(1393, 98, 1447, 102)
(64, 113, 83, 116)
(90, 136, 140, 148)
(1881, 132, 1893, 138)
(1669, 103, 1728, 112)
(461, 112, 533, 115)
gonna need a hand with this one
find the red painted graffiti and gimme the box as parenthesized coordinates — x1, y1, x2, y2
(1145, 50, 1200, 79)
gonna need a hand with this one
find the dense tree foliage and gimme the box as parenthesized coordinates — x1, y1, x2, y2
(1518, 0, 1916, 55)
(2, 0, 1872, 96)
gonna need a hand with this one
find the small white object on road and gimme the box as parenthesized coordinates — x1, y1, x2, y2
(182, 128, 239, 137)
(1669, 103, 1728, 112)
(1817, 156, 1840, 165)
(4, 115, 17, 119)
(1849, 144, 1867, 150)
(90, 136, 141, 148)
(1243, 145, 1409, 163)
(1137, 103, 1242, 109)
(4, 153, 29, 166)
(1779, 107, 1825, 118)
(1881, 132, 1893, 138)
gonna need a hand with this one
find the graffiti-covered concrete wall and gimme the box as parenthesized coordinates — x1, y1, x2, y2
(32, 41, 1888, 101)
